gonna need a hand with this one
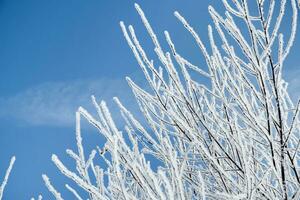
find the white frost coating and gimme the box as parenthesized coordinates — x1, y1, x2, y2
(65, 184, 83, 200)
(41, 1, 300, 199)
(174, 11, 212, 69)
(0, 156, 15, 200)
(42, 174, 63, 200)
(75, 111, 85, 166)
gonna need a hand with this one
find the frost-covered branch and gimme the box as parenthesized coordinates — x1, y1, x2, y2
(42, 174, 63, 200)
(0, 156, 15, 200)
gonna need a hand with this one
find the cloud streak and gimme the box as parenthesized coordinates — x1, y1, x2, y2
(2, 68, 298, 128)
(0, 78, 139, 127)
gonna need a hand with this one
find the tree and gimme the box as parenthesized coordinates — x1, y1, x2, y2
(4, 0, 298, 199)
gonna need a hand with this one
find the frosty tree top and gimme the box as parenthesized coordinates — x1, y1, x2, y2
(41, 0, 300, 199)
(1, 0, 300, 199)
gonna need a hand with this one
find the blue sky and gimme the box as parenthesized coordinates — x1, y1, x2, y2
(0, 0, 299, 199)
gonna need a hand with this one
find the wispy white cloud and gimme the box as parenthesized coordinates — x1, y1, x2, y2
(6, 69, 297, 127)
(0, 78, 140, 127)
